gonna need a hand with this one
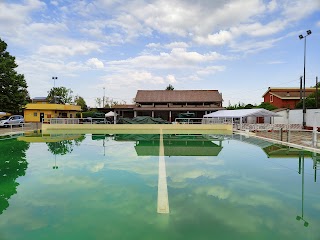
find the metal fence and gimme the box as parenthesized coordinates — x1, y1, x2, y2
(43, 118, 112, 125)
(234, 123, 303, 131)
(0, 123, 40, 137)
(175, 118, 225, 124)
(254, 128, 320, 149)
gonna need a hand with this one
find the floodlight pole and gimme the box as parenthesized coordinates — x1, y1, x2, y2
(303, 37, 306, 128)
(52, 76, 58, 104)
(299, 30, 312, 128)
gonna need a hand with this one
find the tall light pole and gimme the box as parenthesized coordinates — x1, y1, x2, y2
(299, 30, 312, 128)
(52, 77, 58, 103)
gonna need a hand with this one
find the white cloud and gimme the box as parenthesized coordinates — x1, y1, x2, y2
(0, 0, 45, 27)
(196, 66, 226, 75)
(267, 0, 278, 12)
(87, 58, 104, 69)
(282, 0, 320, 22)
(50, 1, 59, 6)
(146, 41, 189, 51)
(108, 48, 228, 70)
(146, 43, 161, 48)
(122, 0, 266, 37)
(230, 37, 282, 54)
(164, 42, 189, 49)
(113, 71, 164, 85)
(166, 74, 176, 83)
(38, 41, 101, 57)
(195, 30, 233, 46)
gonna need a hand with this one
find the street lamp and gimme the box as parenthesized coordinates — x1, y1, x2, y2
(299, 30, 312, 128)
(52, 77, 58, 103)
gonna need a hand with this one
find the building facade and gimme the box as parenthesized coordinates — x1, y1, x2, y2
(262, 87, 316, 109)
(114, 90, 224, 122)
(24, 97, 81, 122)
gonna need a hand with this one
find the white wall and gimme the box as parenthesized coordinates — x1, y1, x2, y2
(306, 109, 320, 127)
(273, 109, 320, 127)
(289, 109, 303, 124)
(273, 110, 289, 124)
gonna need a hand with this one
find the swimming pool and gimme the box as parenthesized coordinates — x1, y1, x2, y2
(0, 132, 320, 239)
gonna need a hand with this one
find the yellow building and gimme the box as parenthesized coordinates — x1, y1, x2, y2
(24, 98, 81, 122)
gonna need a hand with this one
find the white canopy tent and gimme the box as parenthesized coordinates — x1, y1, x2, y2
(105, 111, 117, 117)
(203, 108, 280, 128)
(105, 111, 117, 124)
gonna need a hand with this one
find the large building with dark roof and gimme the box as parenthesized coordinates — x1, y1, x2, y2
(114, 90, 224, 122)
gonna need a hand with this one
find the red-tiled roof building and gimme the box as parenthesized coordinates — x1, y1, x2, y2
(262, 87, 316, 109)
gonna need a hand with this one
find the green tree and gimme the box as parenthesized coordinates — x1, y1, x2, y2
(74, 95, 88, 111)
(257, 102, 277, 111)
(226, 102, 247, 110)
(166, 84, 174, 90)
(0, 38, 29, 113)
(95, 97, 102, 108)
(295, 94, 319, 109)
(47, 86, 73, 104)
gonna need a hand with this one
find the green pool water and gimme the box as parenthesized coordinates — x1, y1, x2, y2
(1, 133, 320, 240)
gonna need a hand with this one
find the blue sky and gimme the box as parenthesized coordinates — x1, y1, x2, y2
(1, 0, 320, 107)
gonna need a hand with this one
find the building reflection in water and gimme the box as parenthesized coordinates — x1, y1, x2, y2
(113, 134, 224, 157)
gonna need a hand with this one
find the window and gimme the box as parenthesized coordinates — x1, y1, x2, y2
(34, 112, 37, 117)
(270, 94, 273, 102)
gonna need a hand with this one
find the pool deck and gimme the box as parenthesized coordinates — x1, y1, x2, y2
(41, 123, 233, 135)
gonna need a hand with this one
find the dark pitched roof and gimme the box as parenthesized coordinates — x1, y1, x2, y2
(135, 90, 222, 103)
